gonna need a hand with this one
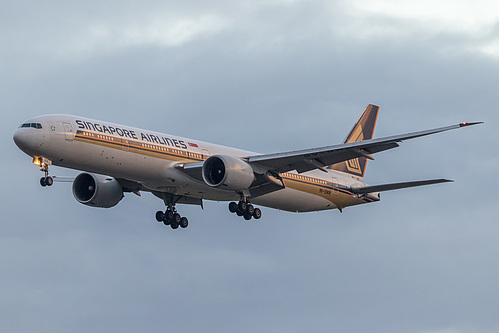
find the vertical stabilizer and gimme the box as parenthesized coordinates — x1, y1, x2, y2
(329, 104, 379, 179)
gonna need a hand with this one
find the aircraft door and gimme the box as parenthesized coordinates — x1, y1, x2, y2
(63, 122, 74, 141)
(331, 177, 339, 195)
(202, 149, 210, 160)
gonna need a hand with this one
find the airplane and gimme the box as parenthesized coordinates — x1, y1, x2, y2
(13, 104, 481, 229)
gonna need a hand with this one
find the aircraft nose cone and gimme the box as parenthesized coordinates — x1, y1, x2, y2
(13, 128, 39, 155)
(13, 129, 24, 147)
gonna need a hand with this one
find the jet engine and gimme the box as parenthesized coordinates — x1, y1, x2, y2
(72, 173, 123, 208)
(202, 155, 255, 191)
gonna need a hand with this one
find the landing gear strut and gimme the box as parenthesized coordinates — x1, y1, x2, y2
(229, 199, 262, 221)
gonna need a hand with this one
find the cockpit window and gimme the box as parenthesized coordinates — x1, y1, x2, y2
(20, 123, 42, 129)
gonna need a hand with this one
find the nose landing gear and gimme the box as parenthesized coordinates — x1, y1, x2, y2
(35, 157, 53, 187)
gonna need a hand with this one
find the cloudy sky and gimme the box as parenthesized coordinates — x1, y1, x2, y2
(2, 0, 498, 332)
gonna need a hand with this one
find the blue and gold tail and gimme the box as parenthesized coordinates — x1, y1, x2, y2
(329, 104, 379, 179)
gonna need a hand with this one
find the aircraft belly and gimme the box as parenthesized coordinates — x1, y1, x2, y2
(251, 187, 333, 212)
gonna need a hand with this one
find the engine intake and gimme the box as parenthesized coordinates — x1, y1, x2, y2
(72, 173, 123, 208)
(202, 155, 255, 191)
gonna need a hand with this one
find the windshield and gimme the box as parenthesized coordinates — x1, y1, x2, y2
(20, 123, 42, 129)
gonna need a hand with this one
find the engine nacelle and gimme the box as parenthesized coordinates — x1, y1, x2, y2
(202, 155, 255, 191)
(72, 173, 123, 208)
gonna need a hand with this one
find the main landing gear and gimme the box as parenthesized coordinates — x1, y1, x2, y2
(154, 193, 190, 230)
(228, 200, 262, 221)
(155, 208, 189, 230)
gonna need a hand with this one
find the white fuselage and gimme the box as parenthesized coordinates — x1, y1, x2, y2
(13, 114, 378, 212)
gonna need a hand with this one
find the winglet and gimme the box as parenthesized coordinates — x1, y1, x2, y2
(459, 122, 484, 127)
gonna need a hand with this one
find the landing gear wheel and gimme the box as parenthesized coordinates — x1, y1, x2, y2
(173, 213, 181, 225)
(165, 210, 174, 221)
(45, 176, 53, 186)
(180, 217, 188, 228)
(156, 211, 165, 222)
(246, 204, 255, 216)
(170, 222, 179, 229)
(40, 177, 47, 187)
(229, 202, 238, 213)
(244, 212, 252, 220)
(236, 210, 244, 217)
(238, 201, 247, 212)
(253, 208, 262, 219)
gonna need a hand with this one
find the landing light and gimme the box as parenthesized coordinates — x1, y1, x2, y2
(32, 156, 52, 167)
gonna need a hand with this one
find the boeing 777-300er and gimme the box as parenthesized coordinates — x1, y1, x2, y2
(13, 105, 481, 229)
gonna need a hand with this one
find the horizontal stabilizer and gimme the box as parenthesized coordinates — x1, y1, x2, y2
(351, 179, 453, 194)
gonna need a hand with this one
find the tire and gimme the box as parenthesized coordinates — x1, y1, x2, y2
(253, 208, 262, 219)
(229, 202, 238, 213)
(173, 213, 181, 224)
(236, 209, 244, 217)
(156, 211, 165, 222)
(40, 177, 47, 187)
(165, 210, 174, 221)
(180, 217, 188, 228)
(244, 212, 252, 220)
(45, 176, 54, 186)
(171, 223, 179, 229)
(238, 201, 247, 212)
(246, 204, 255, 215)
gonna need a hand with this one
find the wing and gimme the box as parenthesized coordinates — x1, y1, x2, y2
(245, 122, 482, 174)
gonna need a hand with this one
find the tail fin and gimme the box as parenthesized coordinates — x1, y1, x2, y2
(329, 104, 379, 179)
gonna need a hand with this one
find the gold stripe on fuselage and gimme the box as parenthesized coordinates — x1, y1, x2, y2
(280, 174, 375, 207)
(75, 130, 205, 162)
